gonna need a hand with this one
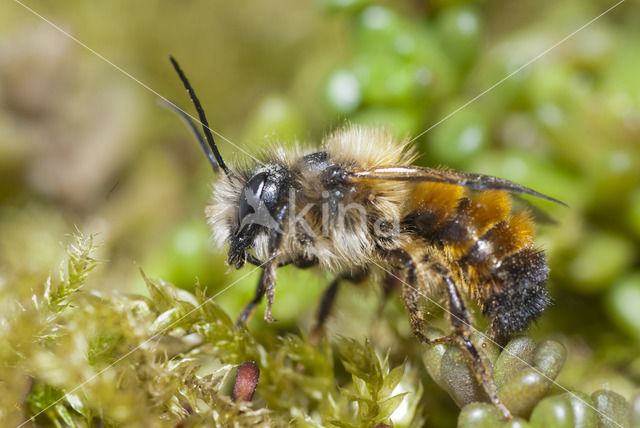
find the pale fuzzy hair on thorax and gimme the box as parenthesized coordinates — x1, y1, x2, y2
(324, 126, 417, 167)
(260, 140, 313, 166)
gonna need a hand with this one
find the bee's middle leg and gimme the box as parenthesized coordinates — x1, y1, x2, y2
(310, 268, 367, 340)
(235, 269, 267, 328)
(388, 249, 453, 345)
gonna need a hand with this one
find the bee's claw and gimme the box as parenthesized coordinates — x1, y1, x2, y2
(497, 402, 513, 421)
(264, 304, 276, 323)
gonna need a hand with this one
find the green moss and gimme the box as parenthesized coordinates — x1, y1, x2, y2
(1, 233, 426, 427)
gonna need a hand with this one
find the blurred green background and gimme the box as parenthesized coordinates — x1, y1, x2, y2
(1, 0, 639, 424)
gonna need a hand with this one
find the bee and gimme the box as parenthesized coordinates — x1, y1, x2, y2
(167, 56, 564, 419)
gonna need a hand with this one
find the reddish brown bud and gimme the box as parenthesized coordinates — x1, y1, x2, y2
(232, 361, 260, 402)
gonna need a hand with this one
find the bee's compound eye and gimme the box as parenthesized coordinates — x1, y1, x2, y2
(239, 172, 268, 223)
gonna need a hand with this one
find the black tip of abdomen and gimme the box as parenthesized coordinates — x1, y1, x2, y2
(482, 247, 551, 343)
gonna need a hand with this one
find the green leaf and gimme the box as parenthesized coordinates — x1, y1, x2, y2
(47, 233, 100, 311)
(380, 361, 405, 398)
(377, 392, 408, 420)
(337, 338, 382, 390)
(54, 403, 77, 428)
(352, 376, 368, 397)
(141, 268, 177, 312)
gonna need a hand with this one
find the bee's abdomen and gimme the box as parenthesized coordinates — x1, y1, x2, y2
(404, 181, 550, 340)
(480, 247, 550, 341)
(405, 182, 515, 256)
(462, 211, 550, 341)
(458, 210, 535, 274)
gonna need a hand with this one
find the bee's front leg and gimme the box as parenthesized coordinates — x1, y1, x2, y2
(236, 204, 289, 326)
(262, 262, 279, 323)
(262, 204, 289, 323)
(234, 262, 282, 326)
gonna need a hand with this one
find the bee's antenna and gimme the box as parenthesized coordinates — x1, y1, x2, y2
(160, 98, 219, 173)
(169, 55, 230, 176)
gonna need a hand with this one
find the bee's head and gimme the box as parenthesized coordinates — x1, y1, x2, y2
(169, 57, 293, 268)
(227, 164, 290, 268)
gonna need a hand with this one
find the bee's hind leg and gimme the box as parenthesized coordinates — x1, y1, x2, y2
(429, 263, 513, 420)
(390, 248, 512, 419)
(310, 268, 367, 341)
(389, 249, 453, 346)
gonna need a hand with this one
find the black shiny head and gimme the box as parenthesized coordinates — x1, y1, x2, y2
(228, 164, 290, 268)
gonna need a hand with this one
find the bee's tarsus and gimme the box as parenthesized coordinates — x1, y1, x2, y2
(264, 311, 276, 323)
(263, 263, 278, 323)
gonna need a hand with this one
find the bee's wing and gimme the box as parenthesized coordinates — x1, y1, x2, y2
(511, 194, 559, 224)
(345, 166, 567, 206)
